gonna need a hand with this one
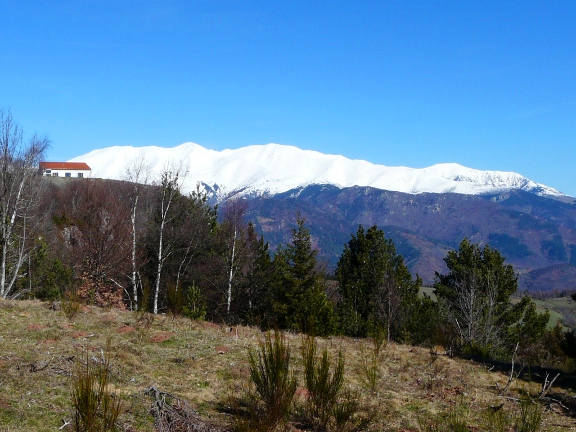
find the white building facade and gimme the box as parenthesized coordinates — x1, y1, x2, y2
(39, 162, 92, 178)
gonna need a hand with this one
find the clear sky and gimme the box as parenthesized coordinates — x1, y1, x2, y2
(2, 1, 575, 196)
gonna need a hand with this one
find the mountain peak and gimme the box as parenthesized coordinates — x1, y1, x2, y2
(69, 142, 565, 200)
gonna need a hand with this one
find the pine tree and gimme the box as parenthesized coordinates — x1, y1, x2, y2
(238, 223, 276, 328)
(272, 215, 336, 336)
(336, 225, 422, 340)
(435, 238, 548, 358)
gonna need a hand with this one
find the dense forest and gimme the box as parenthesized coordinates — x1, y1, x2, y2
(2, 107, 576, 371)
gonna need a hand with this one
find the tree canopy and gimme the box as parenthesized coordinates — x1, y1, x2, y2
(434, 238, 548, 358)
(336, 225, 422, 340)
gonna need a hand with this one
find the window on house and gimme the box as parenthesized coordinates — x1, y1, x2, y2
(77, 173, 83, 178)
(45, 169, 51, 174)
(65, 173, 71, 177)
(52, 173, 59, 177)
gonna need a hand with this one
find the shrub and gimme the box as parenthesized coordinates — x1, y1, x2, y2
(302, 335, 344, 428)
(71, 339, 122, 431)
(247, 330, 297, 431)
(182, 283, 206, 321)
(360, 327, 387, 394)
(62, 289, 82, 321)
(515, 397, 542, 432)
(302, 335, 373, 431)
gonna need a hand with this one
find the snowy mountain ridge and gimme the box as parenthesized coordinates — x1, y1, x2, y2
(69, 142, 565, 200)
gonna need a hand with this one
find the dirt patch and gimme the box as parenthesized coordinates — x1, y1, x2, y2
(0, 397, 12, 410)
(117, 325, 136, 334)
(71, 331, 89, 338)
(203, 322, 220, 330)
(215, 345, 230, 354)
(26, 324, 46, 331)
(150, 332, 173, 343)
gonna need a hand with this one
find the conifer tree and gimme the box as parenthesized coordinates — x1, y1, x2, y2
(435, 238, 548, 358)
(238, 222, 276, 328)
(272, 215, 336, 336)
(336, 225, 421, 340)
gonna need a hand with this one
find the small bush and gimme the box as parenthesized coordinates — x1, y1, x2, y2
(247, 330, 297, 431)
(515, 397, 542, 432)
(71, 339, 122, 431)
(62, 289, 82, 321)
(483, 406, 510, 432)
(302, 335, 344, 428)
(302, 335, 373, 431)
(360, 327, 386, 394)
(182, 283, 206, 321)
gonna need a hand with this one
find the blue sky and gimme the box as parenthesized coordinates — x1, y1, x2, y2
(2, 1, 575, 195)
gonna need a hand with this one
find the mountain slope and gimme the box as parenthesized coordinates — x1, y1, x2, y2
(69, 143, 576, 291)
(69, 142, 566, 199)
(243, 185, 576, 291)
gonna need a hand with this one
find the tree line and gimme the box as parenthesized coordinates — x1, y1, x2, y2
(2, 108, 576, 369)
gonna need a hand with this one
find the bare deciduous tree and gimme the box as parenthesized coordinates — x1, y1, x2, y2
(123, 152, 151, 310)
(58, 180, 132, 307)
(221, 198, 249, 319)
(151, 163, 187, 314)
(0, 108, 49, 299)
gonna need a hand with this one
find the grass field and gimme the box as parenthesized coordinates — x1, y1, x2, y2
(0, 299, 575, 431)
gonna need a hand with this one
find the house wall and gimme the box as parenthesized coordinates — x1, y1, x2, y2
(42, 169, 92, 178)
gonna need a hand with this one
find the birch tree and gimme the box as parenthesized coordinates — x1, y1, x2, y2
(123, 153, 150, 310)
(221, 198, 248, 319)
(0, 109, 49, 299)
(171, 186, 217, 297)
(151, 164, 186, 314)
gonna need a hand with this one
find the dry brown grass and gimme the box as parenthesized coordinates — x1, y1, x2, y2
(0, 299, 574, 431)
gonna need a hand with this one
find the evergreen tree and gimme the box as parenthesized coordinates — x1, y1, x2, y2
(272, 215, 336, 336)
(336, 225, 422, 341)
(237, 223, 276, 328)
(435, 238, 548, 358)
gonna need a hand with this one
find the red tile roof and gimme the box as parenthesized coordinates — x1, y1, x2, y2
(39, 162, 91, 170)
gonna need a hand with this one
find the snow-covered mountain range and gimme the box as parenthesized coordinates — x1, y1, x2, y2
(69, 142, 565, 199)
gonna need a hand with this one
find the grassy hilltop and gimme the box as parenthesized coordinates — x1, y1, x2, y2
(0, 299, 575, 431)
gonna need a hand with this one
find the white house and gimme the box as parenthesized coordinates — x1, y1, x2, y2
(39, 162, 92, 178)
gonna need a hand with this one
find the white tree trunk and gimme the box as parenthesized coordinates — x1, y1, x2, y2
(227, 227, 237, 317)
(130, 193, 139, 309)
(0, 111, 48, 299)
(153, 217, 165, 315)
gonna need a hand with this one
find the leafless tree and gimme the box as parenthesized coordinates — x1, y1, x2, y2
(0, 109, 49, 299)
(172, 185, 216, 297)
(221, 198, 249, 318)
(152, 163, 187, 314)
(123, 152, 151, 310)
(58, 180, 131, 307)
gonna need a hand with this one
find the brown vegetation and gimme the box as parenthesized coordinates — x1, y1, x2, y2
(0, 299, 574, 431)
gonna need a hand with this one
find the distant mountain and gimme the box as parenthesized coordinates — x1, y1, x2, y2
(70, 143, 576, 291)
(70, 142, 566, 200)
(243, 185, 576, 292)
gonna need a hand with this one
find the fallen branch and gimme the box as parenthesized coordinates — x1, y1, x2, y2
(145, 386, 227, 432)
(28, 356, 54, 373)
(539, 372, 560, 399)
